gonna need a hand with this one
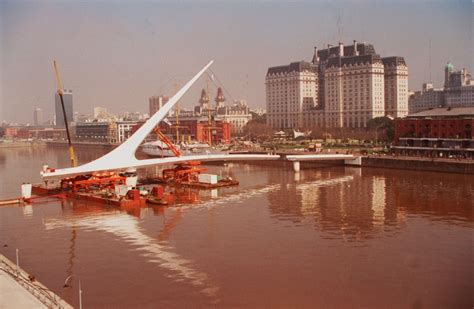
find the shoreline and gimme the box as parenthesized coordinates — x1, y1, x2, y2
(0, 141, 46, 148)
(361, 156, 474, 174)
(0, 254, 72, 308)
(1, 141, 472, 174)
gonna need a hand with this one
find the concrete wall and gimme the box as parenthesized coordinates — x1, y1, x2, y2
(362, 157, 474, 174)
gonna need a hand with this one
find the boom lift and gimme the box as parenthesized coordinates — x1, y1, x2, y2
(151, 125, 209, 184)
(153, 126, 181, 157)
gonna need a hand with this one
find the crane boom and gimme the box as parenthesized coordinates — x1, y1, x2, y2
(153, 127, 181, 157)
(53, 60, 76, 167)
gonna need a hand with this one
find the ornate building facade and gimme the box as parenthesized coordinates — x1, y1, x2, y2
(265, 61, 319, 129)
(266, 41, 408, 129)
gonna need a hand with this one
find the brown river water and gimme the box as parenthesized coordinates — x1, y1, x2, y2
(0, 146, 472, 308)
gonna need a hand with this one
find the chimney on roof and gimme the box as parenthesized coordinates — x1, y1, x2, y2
(339, 42, 344, 56)
(353, 40, 359, 56)
(327, 44, 332, 49)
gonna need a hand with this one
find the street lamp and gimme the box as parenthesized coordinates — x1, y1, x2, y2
(63, 275, 83, 309)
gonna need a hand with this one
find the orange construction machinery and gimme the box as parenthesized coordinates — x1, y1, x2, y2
(61, 172, 126, 192)
(153, 126, 208, 184)
(154, 126, 181, 157)
(162, 161, 207, 183)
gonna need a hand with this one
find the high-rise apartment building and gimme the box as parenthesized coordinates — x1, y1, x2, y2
(55, 90, 73, 127)
(383, 57, 409, 118)
(266, 61, 318, 129)
(266, 41, 408, 129)
(149, 95, 169, 116)
(323, 44, 385, 128)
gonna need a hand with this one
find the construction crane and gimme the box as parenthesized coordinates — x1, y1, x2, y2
(53, 60, 76, 167)
(170, 83, 187, 143)
(153, 126, 181, 157)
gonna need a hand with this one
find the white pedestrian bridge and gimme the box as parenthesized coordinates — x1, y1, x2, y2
(41, 60, 359, 180)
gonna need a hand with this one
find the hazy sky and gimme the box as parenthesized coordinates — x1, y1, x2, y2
(1, 0, 472, 123)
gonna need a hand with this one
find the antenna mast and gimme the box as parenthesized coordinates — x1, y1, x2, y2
(429, 39, 432, 82)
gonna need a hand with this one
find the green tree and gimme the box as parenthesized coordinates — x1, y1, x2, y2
(243, 114, 273, 141)
(367, 117, 395, 142)
(249, 112, 266, 124)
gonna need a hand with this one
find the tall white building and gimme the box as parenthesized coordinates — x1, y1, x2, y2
(383, 57, 409, 118)
(265, 61, 318, 129)
(149, 95, 169, 116)
(33, 107, 43, 126)
(324, 48, 385, 128)
(265, 41, 408, 129)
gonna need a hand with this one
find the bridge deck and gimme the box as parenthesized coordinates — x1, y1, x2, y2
(285, 154, 355, 161)
(42, 154, 281, 179)
(42, 153, 360, 179)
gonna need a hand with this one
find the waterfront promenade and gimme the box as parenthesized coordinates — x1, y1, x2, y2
(0, 254, 72, 309)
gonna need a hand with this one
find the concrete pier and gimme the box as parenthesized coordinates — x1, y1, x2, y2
(0, 254, 72, 309)
(293, 161, 300, 172)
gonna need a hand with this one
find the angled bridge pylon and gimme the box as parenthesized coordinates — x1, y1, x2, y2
(42, 61, 280, 180)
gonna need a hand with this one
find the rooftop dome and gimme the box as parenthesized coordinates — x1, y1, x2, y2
(445, 62, 454, 70)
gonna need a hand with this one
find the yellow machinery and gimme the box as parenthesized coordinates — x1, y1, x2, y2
(53, 60, 76, 167)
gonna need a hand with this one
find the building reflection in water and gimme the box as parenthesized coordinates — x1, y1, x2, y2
(267, 167, 473, 242)
(371, 176, 386, 226)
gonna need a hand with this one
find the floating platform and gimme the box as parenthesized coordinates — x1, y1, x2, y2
(0, 198, 24, 206)
(31, 184, 62, 196)
(29, 183, 148, 208)
(66, 191, 147, 207)
(25, 173, 237, 209)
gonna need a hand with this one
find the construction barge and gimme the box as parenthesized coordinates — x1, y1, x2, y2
(141, 161, 239, 189)
(0, 161, 238, 209)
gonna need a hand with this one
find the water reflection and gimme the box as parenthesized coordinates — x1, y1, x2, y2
(0, 152, 6, 165)
(45, 211, 220, 299)
(1, 146, 473, 307)
(267, 168, 473, 242)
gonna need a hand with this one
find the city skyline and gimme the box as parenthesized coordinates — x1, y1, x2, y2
(1, 0, 472, 123)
